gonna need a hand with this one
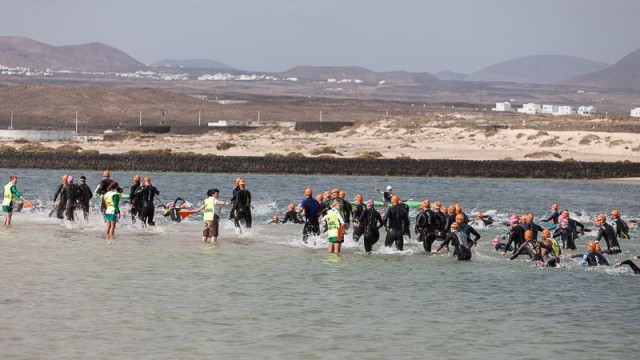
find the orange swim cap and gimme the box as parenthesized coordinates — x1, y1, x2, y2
(423, 200, 431, 208)
(391, 195, 400, 205)
(611, 210, 620, 218)
(339, 191, 345, 199)
(315, 194, 323, 202)
(62, 174, 68, 182)
(133, 175, 141, 182)
(455, 214, 465, 222)
(596, 214, 606, 223)
(434, 201, 442, 208)
(587, 241, 597, 252)
(103, 170, 110, 177)
(524, 230, 533, 241)
(542, 229, 551, 238)
(288, 203, 295, 211)
(448, 205, 456, 213)
(304, 188, 313, 197)
(272, 215, 279, 222)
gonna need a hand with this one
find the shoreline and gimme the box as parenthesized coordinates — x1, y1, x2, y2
(2, 152, 639, 179)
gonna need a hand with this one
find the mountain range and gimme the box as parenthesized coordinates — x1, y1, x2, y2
(0, 36, 639, 91)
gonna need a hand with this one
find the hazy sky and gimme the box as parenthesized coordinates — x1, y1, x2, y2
(2, 0, 639, 74)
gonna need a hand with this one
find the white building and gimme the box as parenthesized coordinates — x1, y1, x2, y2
(630, 107, 640, 118)
(517, 103, 542, 115)
(542, 105, 558, 115)
(577, 106, 596, 116)
(554, 106, 575, 116)
(492, 101, 512, 112)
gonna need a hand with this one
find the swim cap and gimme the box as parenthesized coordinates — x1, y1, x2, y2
(595, 243, 601, 252)
(448, 205, 456, 213)
(235, 177, 242, 184)
(386, 185, 392, 191)
(509, 215, 519, 225)
(434, 201, 442, 208)
(354, 194, 363, 201)
(62, 174, 68, 182)
(315, 194, 323, 202)
(492, 237, 500, 245)
(367, 199, 374, 208)
(144, 176, 151, 183)
(587, 241, 597, 252)
(272, 215, 279, 222)
(596, 214, 606, 223)
(304, 188, 313, 197)
(450, 222, 459, 230)
(391, 195, 400, 205)
(323, 191, 330, 199)
(67, 175, 74, 184)
(551, 203, 558, 210)
(331, 188, 340, 194)
(520, 215, 529, 222)
(79, 175, 86, 181)
(103, 170, 110, 177)
(288, 203, 295, 211)
(454, 204, 461, 211)
(476, 212, 483, 219)
(559, 217, 569, 228)
(611, 210, 620, 218)
(133, 175, 141, 182)
(542, 229, 551, 238)
(423, 200, 431, 208)
(339, 191, 345, 199)
(455, 214, 465, 222)
(524, 230, 533, 241)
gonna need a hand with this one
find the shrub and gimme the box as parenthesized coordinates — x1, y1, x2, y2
(0, 145, 17, 153)
(286, 152, 305, 158)
(55, 144, 83, 153)
(81, 149, 100, 155)
(310, 146, 340, 156)
(18, 143, 54, 153)
(216, 141, 236, 151)
(358, 151, 383, 159)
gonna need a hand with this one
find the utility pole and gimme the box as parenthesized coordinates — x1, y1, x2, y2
(198, 111, 201, 127)
(140, 110, 142, 126)
(320, 111, 323, 122)
(258, 111, 261, 124)
(9, 109, 13, 130)
(75, 111, 78, 134)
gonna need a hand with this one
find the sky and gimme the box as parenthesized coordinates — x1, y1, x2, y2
(2, 0, 639, 74)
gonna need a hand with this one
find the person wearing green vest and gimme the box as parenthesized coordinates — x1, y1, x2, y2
(195, 188, 230, 244)
(103, 181, 122, 237)
(322, 199, 345, 254)
(3, 175, 24, 226)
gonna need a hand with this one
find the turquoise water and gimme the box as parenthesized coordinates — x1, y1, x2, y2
(1, 169, 640, 359)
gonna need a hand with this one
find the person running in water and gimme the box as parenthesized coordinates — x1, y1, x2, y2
(351, 194, 365, 242)
(323, 199, 345, 254)
(509, 230, 546, 263)
(299, 188, 321, 243)
(129, 175, 143, 223)
(103, 181, 121, 237)
(233, 178, 252, 230)
(432, 222, 472, 261)
(502, 214, 525, 255)
(456, 213, 481, 247)
(195, 188, 230, 244)
(571, 241, 610, 267)
(416, 200, 440, 252)
(610, 210, 630, 240)
(77, 176, 93, 220)
(540, 229, 562, 268)
(59, 175, 80, 221)
(594, 214, 622, 255)
(52, 175, 68, 219)
(135, 176, 160, 226)
(229, 177, 241, 221)
(383, 195, 409, 251)
(95, 170, 115, 215)
(360, 199, 384, 253)
(3, 175, 24, 226)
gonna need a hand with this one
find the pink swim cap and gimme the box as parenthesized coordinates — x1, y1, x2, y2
(509, 215, 519, 224)
(366, 200, 374, 208)
(492, 237, 500, 245)
(560, 218, 569, 228)
(67, 175, 74, 184)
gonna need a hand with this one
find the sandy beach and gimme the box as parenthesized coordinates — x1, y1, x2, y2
(27, 115, 640, 163)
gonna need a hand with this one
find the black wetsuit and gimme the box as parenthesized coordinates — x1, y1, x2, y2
(613, 218, 630, 240)
(619, 259, 640, 274)
(351, 202, 365, 242)
(383, 204, 409, 251)
(53, 183, 67, 219)
(596, 223, 621, 254)
(60, 183, 79, 221)
(283, 210, 302, 224)
(229, 185, 241, 220)
(438, 231, 472, 261)
(553, 219, 583, 250)
(435, 211, 447, 239)
(541, 211, 560, 224)
(342, 200, 352, 227)
(416, 209, 440, 252)
(360, 207, 384, 253)
(94, 178, 113, 214)
(458, 223, 481, 246)
(77, 182, 93, 219)
(524, 222, 545, 240)
(510, 240, 546, 262)
(400, 203, 411, 239)
(233, 189, 252, 229)
(135, 184, 159, 226)
(504, 225, 525, 254)
(129, 181, 143, 223)
(573, 252, 610, 267)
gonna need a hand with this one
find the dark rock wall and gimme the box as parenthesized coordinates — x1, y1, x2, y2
(1, 152, 638, 179)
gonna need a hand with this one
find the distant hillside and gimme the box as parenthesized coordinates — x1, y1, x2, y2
(0, 36, 145, 72)
(153, 58, 234, 70)
(562, 48, 640, 91)
(436, 70, 468, 81)
(466, 55, 609, 85)
(279, 65, 440, 85)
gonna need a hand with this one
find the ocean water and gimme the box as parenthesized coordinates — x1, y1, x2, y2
(1, 169, 640, 360)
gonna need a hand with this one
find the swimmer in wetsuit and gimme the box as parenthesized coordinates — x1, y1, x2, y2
(351, 194, 365, 242)
(502, 214, 525, 255)
(360, 199, 384, 253)
(383, 195, 409, 251)
(432, 222, 472, 261)
(283, 203, 302, 224)
(615, 256, 640, 274)
(233, 178, 252, 230)
(540, 229, 561, 268)
(571, 241, 610, 267)
(299, 188, 321, 243)
(610, 210, 630, 240)
(594, 214, 622, 255)
(416, 200, 440, 252)
(540, 203, 560, 226)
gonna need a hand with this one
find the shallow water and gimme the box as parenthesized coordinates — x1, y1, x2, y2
(1, 169, 640, 359)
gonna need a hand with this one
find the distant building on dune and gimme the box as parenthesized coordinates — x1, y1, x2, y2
(492, 101, 512, 112)
(542, 104, 558, 115)
(517, 103, 542, 115)
(577, 106, 596, 116)
(631, 107, 640, 118)
(554, 106, 576, 116)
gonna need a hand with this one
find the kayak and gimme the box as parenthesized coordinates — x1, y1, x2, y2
(178, 209, 198, 219)
(93, 194, 130, 200)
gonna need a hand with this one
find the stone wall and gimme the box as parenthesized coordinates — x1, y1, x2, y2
(294, 121, 354, 132)
(0, 152, 638, 179)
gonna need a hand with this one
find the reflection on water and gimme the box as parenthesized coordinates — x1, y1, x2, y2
(1, 169, 640, 359)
